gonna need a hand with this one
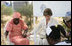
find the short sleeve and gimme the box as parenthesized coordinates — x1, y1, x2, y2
(23, 22, 28, 30)
(6, 22, 12, 32)
(21, 20, 28, 30)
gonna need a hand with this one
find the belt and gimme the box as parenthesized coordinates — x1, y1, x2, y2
(41, 38, 44, 39)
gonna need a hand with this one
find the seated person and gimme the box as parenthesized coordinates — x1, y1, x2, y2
(4, 12, 29, 45)
(46, 25, 67, 45)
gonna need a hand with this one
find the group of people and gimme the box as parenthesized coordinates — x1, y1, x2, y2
(4, 8, 71, 45)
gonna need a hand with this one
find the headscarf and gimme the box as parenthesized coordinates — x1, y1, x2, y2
(13, 12, 21, 19)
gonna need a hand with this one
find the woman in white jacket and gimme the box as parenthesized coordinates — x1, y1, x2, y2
(29, 8, 59, 45)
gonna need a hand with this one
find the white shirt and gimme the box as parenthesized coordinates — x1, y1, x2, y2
(30, 16, 59, 39)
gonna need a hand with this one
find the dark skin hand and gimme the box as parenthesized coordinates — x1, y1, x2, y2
(5, 31, 9, 38)
(5, 29, 28, 38)
(22, 29, 28, 38)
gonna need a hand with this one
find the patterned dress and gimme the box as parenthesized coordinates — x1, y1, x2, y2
(6, 12, 29, 45)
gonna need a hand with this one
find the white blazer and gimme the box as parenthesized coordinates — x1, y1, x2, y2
(30, 16, 59, 39)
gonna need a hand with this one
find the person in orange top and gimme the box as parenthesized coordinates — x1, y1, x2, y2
(5, 12, 29, 45)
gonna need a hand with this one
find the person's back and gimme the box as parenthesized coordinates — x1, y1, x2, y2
(46, 25, 67, 45)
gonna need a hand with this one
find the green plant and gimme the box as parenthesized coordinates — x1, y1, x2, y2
(1, 4, 13, 15)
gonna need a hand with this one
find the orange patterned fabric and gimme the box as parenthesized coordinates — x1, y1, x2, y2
(6, 12, 29, 45)
(13, 12, 21, 19)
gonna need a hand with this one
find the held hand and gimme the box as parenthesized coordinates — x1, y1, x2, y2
(5, 35, 7, 39)
(27, 33, 32, 37)
(22, 33, 27, 38)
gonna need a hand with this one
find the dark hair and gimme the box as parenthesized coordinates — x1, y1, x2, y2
(47, 25, 66, 40)
(43, 8, 53, 16)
